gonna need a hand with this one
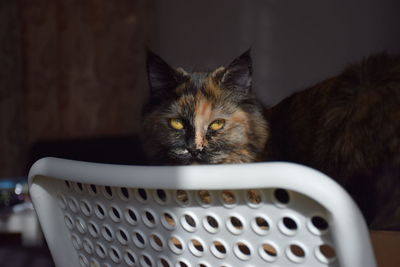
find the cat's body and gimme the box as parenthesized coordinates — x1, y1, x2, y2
(266, 53, 400, 229)
(141, 51, 400, 230)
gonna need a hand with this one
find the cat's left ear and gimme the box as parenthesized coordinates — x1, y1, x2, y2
(219, 49, 252, 94)
(146, 50, 188, 97)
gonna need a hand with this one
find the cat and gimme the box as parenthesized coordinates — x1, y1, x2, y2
(265, 53, 400, 230)
(141, 50, 268, 165)
(142, 50, 400, 230)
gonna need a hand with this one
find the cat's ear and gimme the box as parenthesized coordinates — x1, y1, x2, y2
(146, 50, 188, 97)
(220, 49, 252, 94)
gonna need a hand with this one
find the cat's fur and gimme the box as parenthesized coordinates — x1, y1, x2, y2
(142, 51, 268, 165)
(266, 53, 400, 229)
(142, 51, 400, 229)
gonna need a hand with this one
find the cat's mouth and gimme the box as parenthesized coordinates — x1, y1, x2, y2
(169, 148, 210, 165)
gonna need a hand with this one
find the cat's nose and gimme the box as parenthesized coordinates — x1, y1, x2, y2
(188, 147, 201, 157)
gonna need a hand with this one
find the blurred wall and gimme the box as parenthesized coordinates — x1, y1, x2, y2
(153, 0, 400, 105)
(0, 0, 24, 178)
(0, 0, 152, 177)
(21, 0, 151, 142)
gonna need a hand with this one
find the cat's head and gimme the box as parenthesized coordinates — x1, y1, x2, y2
(142, 50, 268, 165)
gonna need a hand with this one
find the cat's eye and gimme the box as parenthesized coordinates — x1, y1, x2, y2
(169, 118, 184, 130)
(209, 119, 225, 131)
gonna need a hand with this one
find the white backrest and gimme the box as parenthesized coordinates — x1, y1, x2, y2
(28, 157, 376, 267)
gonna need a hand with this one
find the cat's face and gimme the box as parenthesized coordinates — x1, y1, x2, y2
(142, 50, 268, 165)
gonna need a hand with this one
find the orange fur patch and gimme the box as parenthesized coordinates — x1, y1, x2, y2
(204, 75, 222, 98)
(175, 81, 189, 94)
(231, 110, 249, 124)
(194, 96, 213, 150)
(200, 101, 210, 116)
(178, 94, 195, 107)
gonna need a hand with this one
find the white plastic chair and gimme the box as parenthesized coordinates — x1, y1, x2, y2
(28, 157, 376, 267)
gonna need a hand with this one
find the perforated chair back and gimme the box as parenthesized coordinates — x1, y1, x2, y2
(29, 157, 376, 267)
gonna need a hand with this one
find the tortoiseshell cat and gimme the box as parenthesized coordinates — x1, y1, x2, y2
(142, 51, 400, 230)
(142, 50, 268, 165)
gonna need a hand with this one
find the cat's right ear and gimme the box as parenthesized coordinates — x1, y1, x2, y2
(146, 50, 187, 97)
(220, 49, 252, 95)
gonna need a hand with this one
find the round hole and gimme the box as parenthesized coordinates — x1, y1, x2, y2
(135, 188, 148, 202)
(109, 206, 122, 223)
(76, 218, 87, 234)
(246, 189, 262, 206)
(308, 216, 329, 235)
(88, 184, 98, 195)
(158, 257, 172, 267)
(68, 197, 79, 213)
(64, 214, 75, 230)
(57, 194, 67, 209)
(316, 244, 336, 264)
(168, 236, 183, 254)
(283, 217, 297, 230)
(221, 190, 236, 206)
(155, 189, 168, 204)
(140, 254, 153, 267)
(286, 244, 306, 263)
(116, 228, 129, 245)
(149, 234, 164, 251)
(71, 233, 82, 250)
(76, 182, 84, 193)
(124, 249, 137, 266)
(88, 221, 99, 238)
(203, 215, 219, 233)
(279, 216, 298, 236)
(80, 200, 92, 217)
(274, 188, 290, 205)
(79, 254, 89, 267)
(226, 216, 244, 235)
(142, 210, 157, 228)
(161, 212, 176, 230)
(189, 239, 205, 257)
(132, 231, 147, 248)
(83, 238, 94, 254)
(259, 243, 278, 262)
(180, 213, 197, 232)
(103, 186, 113, 199)
(109, 246, 122, 263)
(119, 187, 130, 200)
(176, 190, 189, 206)
(251, 216, 270, 235)
(125, 207, 138, 225)
(95, 242, 106, 259)
(234, 242, 252, 261)
(94, 203, 106, 220)
(312, 216, 329, 230)
(177, 260, 190, 267)
(197, 190, 212, 205)
(101, 225, 114, 242)
(210, 240, 227, 259)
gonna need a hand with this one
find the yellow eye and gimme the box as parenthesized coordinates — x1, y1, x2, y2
(170, 118, 184, 130)
(209, 119, 225, 131)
